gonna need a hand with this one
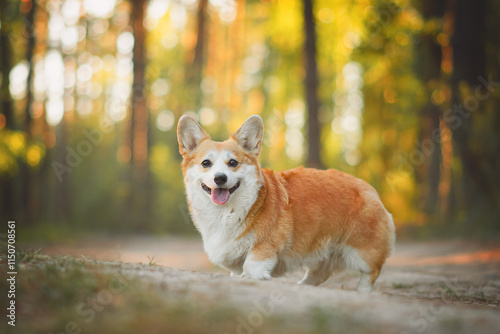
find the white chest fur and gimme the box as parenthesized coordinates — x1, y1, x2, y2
(192, 202, 255, 270)
(185, 163, 261, 271)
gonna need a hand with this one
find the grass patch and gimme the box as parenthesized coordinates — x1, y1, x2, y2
(439, 283, 460, 299)
(392, 283, 413, 289)
(146, 255, 158, 266)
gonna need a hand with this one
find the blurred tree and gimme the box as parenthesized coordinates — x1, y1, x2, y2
(414, 0, 445, 216)
(191, 0, 207, 111)
(130, 0, 149, 178)
(55, 120, 70, 221)
(0, 0, 16, 220)
(129, 0, 152, 229)
(21, 0, 37, 223)
(449, 0, 489, 211)
(302, 0, 322, 168)
(193, 0, 207, 73)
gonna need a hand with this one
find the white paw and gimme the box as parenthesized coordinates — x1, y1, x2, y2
(234, 272, 271, 280)
(250, 271, 271, 280)
(241, 255, 276, 281)
(233, 273, 247, 279)
(356, 285, 373, 293)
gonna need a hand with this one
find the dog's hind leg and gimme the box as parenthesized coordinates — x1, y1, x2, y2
(298, 254, 344, 286)
(349, 246, 386, 293)
(356, 269, 381, 293)
(298, 267, 330, 286)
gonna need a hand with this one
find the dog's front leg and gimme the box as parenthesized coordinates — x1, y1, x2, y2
(236, 249, 277, 280)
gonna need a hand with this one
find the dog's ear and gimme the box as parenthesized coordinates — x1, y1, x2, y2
(232, 115, 264, 157)
(177, 115, 210, 156)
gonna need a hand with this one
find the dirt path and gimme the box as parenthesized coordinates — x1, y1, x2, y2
(26, 237, 500, 333)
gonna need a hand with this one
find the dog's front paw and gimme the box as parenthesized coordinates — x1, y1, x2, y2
(251, 271, 271, 280)
(234, 271, 271, 280)
(233, 273, 248, 279)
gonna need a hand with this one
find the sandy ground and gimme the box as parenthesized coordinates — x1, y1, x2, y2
(26, 237, 500, 333)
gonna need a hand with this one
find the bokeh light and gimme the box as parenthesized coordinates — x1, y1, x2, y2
(156, 110, 175, 131)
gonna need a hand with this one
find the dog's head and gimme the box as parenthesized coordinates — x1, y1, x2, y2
(177, 115, 263, 206)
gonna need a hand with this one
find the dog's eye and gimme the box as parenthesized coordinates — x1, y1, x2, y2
(201, 160, 212, 168)
(228, 159, 239, 168)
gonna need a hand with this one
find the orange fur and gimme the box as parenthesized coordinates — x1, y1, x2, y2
(238, 167, 393, 282)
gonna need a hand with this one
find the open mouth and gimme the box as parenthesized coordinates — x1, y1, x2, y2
(201, 181, 240, 205)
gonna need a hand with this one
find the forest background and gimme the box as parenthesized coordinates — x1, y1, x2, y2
(1, 0, 499, 241)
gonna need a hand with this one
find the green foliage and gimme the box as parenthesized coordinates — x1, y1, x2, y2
(0, 0, 499, 239)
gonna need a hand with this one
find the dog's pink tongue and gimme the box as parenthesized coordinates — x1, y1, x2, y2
(212, 188, 230, 205)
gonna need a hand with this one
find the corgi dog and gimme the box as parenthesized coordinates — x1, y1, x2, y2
(177, 115, 395, 292)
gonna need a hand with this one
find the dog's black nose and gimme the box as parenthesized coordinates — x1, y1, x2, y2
(214, 173, 227, 186)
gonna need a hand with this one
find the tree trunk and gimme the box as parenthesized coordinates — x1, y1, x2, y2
(55, 120, 70, 222)
(302, 0, 322, 168)
(193, 0, 207, 77)
(415, 0, 446, 216)
(0, 0, 16, 219)
(130, 0, 148, 178)
(22, 0, 37, 222)
(128, 0, 150, 229)
(449, 0, 490, 212)
(190, 0, 207, 111)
